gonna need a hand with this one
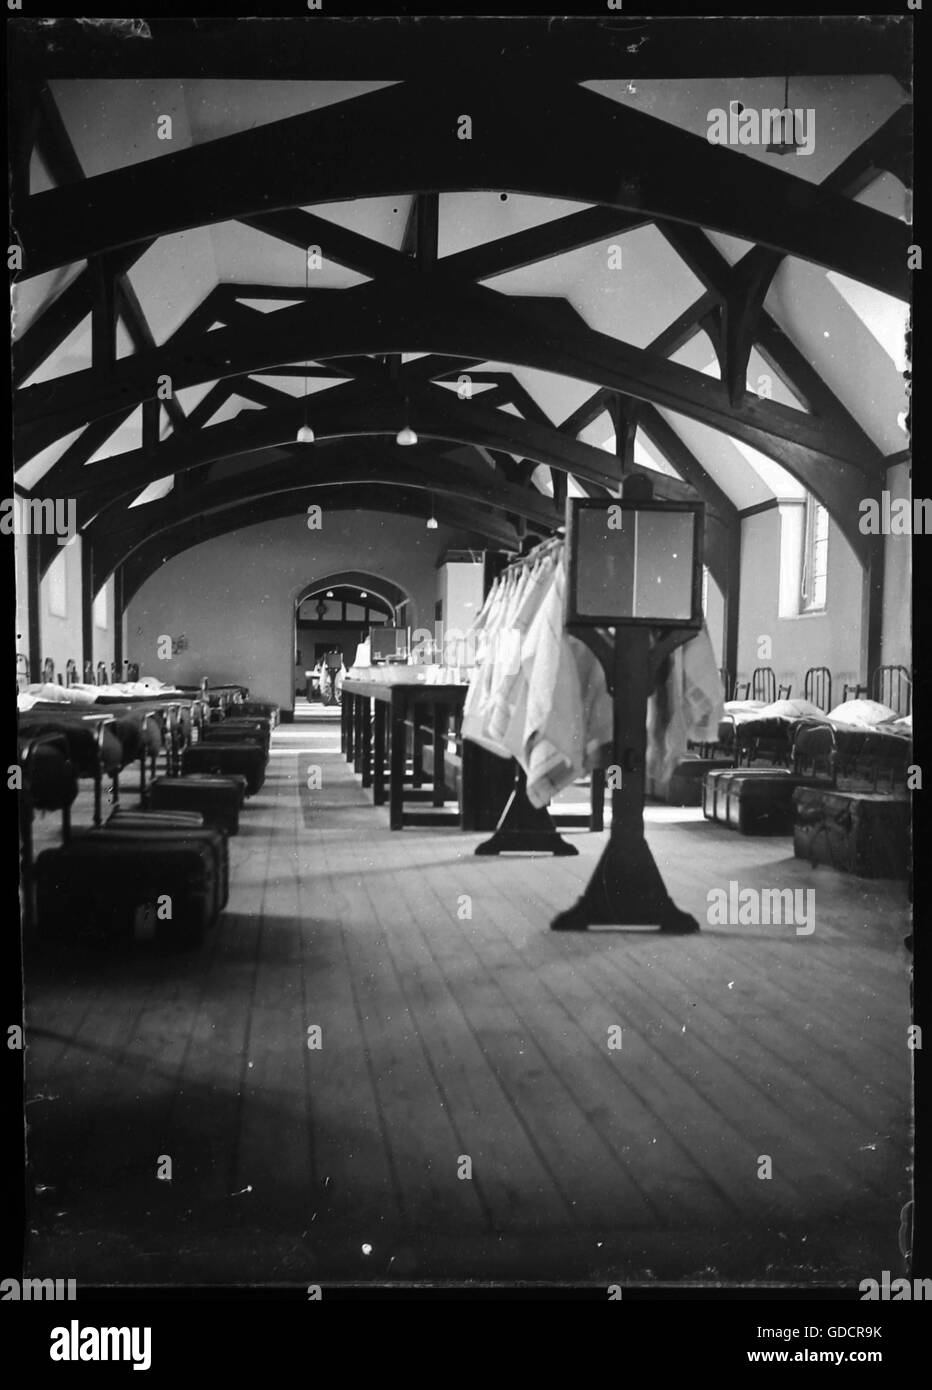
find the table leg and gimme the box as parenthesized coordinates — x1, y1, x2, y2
(346, 692, 355, 763)
(361, 697, 372, 789)
(432, 702, 447, 807)
(389, 694, 406, 830)
(373, 701, 386, 806)
(353, 695, 364, 774)
(590, 766, 605, 833)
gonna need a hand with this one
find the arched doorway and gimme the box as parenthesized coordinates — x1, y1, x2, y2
(292, 570, 410, 702)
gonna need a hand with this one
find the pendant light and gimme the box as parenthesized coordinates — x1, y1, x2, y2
(396, 394, 417, 446)
(295, 245, 315, 443)
(426, 495, 438, 530)
(766, 76, 799, 156)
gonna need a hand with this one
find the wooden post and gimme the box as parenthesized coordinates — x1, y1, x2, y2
(722, 529, 741, 690)
(552, 628, 699, 933)
(389, 691, 406, 830)
(81, 538, 94, 678)
(112, 564, 124, 676)
(373, 700, 387, 806)
(860, 530, 885, 685)
(361, 697, 372, 789)
(432, 702, 447, 807)
(26, 534, 42, 683)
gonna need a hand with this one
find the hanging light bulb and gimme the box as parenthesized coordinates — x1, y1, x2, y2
(396, 393, 417, 446)
(295, 244, 315, 443)
(426, 495, 438, 530)
(766, 76, 799, 156)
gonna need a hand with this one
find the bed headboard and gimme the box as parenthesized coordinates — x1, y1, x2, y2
(873, 664, 911, 715)
(749, 667, 777, 704)
(804, 666, 833, 713)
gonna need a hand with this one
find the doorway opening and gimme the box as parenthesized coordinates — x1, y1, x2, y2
(293, 571, 409, 704)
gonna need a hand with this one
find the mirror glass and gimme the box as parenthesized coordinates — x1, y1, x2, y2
(574, 507, 696, 621)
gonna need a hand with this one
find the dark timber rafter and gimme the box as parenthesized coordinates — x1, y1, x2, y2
(86, 449, 734, 603)
(13, 241, 155, 387)
(15, 77, 909, 297)
(17, 84, 190, 439)
(12, 26, 909, 622)
(87, 444, 559, 563)
(19, 275, 879, 481)
(105, 485, 527, 603)
(651, 105, 905, 457)
(60, 379, 640, 522)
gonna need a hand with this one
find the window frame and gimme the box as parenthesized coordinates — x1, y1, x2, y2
(799, 493, 829, 614)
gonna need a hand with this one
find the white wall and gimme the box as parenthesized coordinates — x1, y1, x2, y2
(704, 570, 724, 670)
(14, 534, 30, 675)
(737, 507, 863, 700)
(92, 574, 117, 676)
(125, 512, 468, 710)
(38, 536, 83, 681)
(881, 461, 911, 669)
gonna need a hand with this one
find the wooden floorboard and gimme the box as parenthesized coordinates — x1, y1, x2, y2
(23, 708, 911, 1285)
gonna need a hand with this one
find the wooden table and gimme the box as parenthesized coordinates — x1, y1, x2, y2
(341, 679, 469, 830)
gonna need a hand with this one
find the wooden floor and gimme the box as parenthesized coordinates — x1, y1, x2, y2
(24, 706, 912, 1287)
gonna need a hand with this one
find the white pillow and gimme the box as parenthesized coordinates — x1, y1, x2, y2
(829, 698, 897, 727)
(760, 698, 825, 719)
(724, 699, 767, 712)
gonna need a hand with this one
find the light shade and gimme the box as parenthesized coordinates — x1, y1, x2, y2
(296, 424, 315, 444)
(396, 426, 418, 447)
(426, 516, 438, 530)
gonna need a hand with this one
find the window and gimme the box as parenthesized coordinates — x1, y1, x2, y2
(46, 552, 67, 618)
(800, 494, 829, 612)
(93, 586, 108, 629)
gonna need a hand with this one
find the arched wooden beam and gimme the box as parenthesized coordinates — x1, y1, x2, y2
(17, 278, 881, 484)
(15, 77, 908, 297)
(58, 381, 628, 520)
(114, 486, 524, 605)
(83, 434, 735, 600)
(85, 448, 560, 573)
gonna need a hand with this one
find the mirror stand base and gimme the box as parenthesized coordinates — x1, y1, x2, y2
(550, 833, 700, 934)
